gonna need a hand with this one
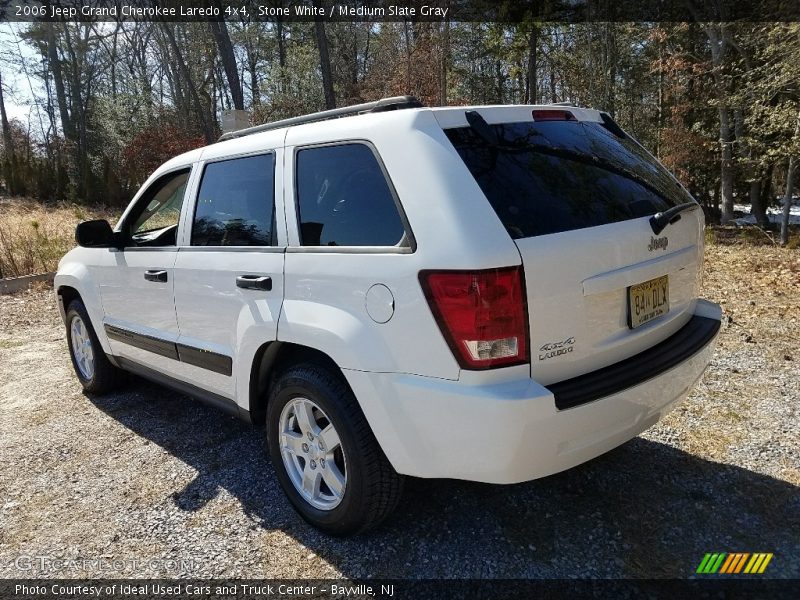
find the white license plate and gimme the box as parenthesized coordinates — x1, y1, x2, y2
(628, 275, 669, 329)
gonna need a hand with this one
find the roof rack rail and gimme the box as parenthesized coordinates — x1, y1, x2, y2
(217, 95, 424, 142)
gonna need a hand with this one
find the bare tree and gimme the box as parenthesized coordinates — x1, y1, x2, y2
(526, 24, 538, 103)
(209, 18, 244, 111)
(45, 23, 74, 143)
(160, 23, 215, 143)
(439, 19, 450, 105)
(0, 69, 19, 195)
(315, 19, 336, 109)
(781, 113, 800, 245)
(703, 24, 736, 224)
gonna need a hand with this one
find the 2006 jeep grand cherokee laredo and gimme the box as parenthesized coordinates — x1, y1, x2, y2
(56, 97, 721, 535)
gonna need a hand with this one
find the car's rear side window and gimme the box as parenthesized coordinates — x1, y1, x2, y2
(295, 143, 406, 247)
(444, 120, 694, 239)
(192, 153, 275, 246)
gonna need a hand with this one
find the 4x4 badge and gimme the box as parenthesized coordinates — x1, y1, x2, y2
(539, 337, 575, 361)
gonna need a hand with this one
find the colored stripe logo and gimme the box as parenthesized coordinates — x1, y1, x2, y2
(696, 553, 773, 574)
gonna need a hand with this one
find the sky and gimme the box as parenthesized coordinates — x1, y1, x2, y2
(0, 23, 45, 130)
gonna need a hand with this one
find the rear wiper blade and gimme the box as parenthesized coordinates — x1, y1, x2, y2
(465, 110, 499, 145)
(649, 202, 698, 235)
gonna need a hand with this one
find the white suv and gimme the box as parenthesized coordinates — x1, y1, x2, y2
(56, 97, 721, 534)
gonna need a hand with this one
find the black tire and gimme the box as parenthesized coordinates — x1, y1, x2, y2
(65, 299, 125, 394)
(266, 363, 403, 535)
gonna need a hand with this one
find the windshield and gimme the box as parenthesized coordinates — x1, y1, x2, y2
(444, 119, 694, 239)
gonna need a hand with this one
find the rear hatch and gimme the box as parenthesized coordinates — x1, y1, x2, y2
(439, 106, 704, 386)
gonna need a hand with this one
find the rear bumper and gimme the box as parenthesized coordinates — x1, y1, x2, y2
(344, 299, 721, 484)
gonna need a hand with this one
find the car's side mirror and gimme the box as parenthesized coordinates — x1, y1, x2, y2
(75, 219, 116, 248)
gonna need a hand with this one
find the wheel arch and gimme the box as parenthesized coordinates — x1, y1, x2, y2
(55, 261, 112, 352)
(56, 285, 81, 320)
(248, 341, 344, 425)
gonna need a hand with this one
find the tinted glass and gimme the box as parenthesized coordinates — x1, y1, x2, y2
(296, 144, 405, 247)
(445, 120, 694, 239)
(192, 154, 275, 246)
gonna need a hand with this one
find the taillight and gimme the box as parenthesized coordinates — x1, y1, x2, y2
(420, 267, 529, 370)
(531, 109, 576, 121)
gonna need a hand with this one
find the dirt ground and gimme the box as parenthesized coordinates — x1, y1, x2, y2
(0, 241, 798, 579)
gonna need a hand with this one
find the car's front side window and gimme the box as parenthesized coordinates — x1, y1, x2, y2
(127, 169, 191, 247)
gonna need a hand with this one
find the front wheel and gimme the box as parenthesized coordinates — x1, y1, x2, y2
(266, 363, 403, 535)
(65, 299, 125, 394)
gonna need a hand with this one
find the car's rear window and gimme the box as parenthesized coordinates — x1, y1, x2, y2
(444, 119, 693, 239)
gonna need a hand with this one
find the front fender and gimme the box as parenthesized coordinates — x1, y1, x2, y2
(55, 250, 112, 355)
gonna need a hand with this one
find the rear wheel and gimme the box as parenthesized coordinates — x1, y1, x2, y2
(266, 363, 403, 535)
(65, 299, 125, 394)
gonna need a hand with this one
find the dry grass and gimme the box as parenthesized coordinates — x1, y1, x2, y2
(703, 238, 800, 353)
(654, 236, 799, 464)
(0, 197, 115, 278)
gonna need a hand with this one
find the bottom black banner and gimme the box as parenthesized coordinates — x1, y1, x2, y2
(1, 579, 798, 600)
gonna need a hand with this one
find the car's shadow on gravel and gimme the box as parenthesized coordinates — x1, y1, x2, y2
(89, 379, 799, 579)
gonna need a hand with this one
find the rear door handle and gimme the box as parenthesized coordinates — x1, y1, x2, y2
(236, 275, 272, 291)
(144, 270, 168, 282)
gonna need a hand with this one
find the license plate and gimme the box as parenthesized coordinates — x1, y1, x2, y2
(628, 275, 669, 329)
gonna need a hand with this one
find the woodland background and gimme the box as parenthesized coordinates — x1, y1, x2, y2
(0, 19, 799, 246)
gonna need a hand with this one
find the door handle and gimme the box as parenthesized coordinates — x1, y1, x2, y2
(236, 275, 272, 291)
(144, 270, 168, 282)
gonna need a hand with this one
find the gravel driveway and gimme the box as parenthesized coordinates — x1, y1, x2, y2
(1, 243, 798, 579)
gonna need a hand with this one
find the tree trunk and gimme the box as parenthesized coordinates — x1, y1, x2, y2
(750, 179, 767, 227)
(350, 25, 359, 101)
(780, 157, 796, 246)
(314, 20, 335, 109)
(62, 24, 91, 199)
(548, 29, 557, 103)
(780, 114, 800, 245)
(404, 21, 412, 95)
(0, 69, 18, 195)
(656, 32, 664, 159)
(439, 19, 449, 105)
(109, 24, 119, 98)
(249, 56, 260, 106)
(705, 24, 735, 224)
(718, 120, 735, 224)
(495, 60, 504, 103)
(46, 24, 74, 142)
(277, 19, 286, 69)
(526, 24, 538, 104)
(603, 23, 617, 116)
(758, 165, 774, 225)
(209, 18, 244, 111)
(161, 23, 215, 143)
(362, 24, 371, 83)
(0, 71, 12, 149)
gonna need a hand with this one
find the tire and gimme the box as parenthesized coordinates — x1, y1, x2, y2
(266, 363, 403, 535)
(65, 299, 125, 394)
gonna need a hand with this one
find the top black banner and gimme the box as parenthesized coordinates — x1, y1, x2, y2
(3, 0, 800, 23)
